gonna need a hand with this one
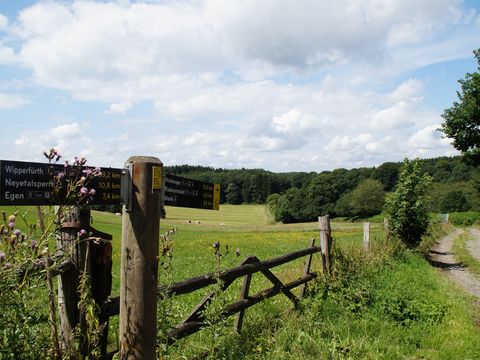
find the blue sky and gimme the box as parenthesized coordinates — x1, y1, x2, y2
(0, 0, 479, 172)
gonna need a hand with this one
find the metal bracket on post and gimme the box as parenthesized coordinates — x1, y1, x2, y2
(121, 164, 132, 212)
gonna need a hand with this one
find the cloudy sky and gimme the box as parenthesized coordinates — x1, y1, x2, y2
(0, 0, 479, 172)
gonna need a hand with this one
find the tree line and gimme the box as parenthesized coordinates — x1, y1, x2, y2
(165, 156, 479, 223)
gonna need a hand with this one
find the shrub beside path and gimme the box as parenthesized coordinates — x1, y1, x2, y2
(428, 228, 480, 298)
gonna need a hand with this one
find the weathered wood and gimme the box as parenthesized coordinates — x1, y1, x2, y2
(319, 216, 332, 275)
(119, 157, 162, 360)
(383, 218, 390, 240)
(258, 262, 299, 307)
(300, 238, 316, 298)
(234, 272, 252, 333)
(363, 222, 370, 253)
(168, 273, 317, 341)
(56, 206, 90, 354)
(179, 256, 256, 326)
(89, 238, 113, 359)
(101, 245, 321, 319)
(36, 205, 45, 233)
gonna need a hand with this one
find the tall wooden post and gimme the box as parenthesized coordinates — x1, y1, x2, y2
(56, 206, 90, 354)
(363, 222, 370, 254)
(119, 156, 162, 360)
(318, 215, 332, 275)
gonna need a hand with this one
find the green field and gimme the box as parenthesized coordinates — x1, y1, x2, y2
(1, 204, 479, 359)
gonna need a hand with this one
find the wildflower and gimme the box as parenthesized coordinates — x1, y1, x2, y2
(80, 187, 89, 195)
(57, 172, 65, 180)
(10, 234, 17, 246)
(89, 189, 96, 196)
(79, 229, 87, 236)
(31, 240, 37, 251)
(213, 242, 220, 250)
(8, 221, 15, 229)
(82, 168, 92, 176)
(0, 251, 5, 263)
(93, 167, 102, 177)
(77, 177, 86, 186)
(8, 215, 15, 222)
(13, 229, 21, 236)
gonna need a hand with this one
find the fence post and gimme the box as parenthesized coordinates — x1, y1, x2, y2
(318, 216, 332, 275)
(56, 206, 90, 354)
(363, 222, 370, 253)
(383, 218, 389, 240)
(119, 156, 162, 360)
(300, 238, 316, 298)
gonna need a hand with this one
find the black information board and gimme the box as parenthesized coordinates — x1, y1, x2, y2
(0, 159, 220, 210)
(0, 160, 122, 206)
(164, 174, 220, 210)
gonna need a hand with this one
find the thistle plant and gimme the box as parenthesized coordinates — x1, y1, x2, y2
(0, 149, 106, 359)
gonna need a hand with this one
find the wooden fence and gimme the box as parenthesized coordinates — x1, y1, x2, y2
(32, 157, 336, 359)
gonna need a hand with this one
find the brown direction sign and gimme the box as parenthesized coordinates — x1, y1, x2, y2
(0, 160, 220, 210)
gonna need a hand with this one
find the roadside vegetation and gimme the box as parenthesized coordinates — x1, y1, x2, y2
(2, 202, 480, 359)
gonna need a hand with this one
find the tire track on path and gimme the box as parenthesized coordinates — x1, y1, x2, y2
(428, 228, 480, 298)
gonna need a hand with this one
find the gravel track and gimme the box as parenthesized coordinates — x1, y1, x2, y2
(428, 228, 480, 298)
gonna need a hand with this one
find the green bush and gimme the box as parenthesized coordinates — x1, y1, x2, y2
(448, 211, 480, 226)
(386, 159, 432, 247)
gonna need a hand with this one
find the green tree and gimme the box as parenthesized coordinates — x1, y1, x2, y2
(440, 189, 471, 212)
(386, 159, 432, 247)
(349, 179, 385, 217)
(225, 182, 242, 204)
(441, 49, 480, 165)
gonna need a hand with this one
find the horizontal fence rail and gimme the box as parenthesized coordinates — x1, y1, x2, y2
(101, 245, 321, 320)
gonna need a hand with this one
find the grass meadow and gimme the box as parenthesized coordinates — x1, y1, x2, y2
(1, 204, 480, 359)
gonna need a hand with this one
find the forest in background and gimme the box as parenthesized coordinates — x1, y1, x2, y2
(165, 156, 479, 223)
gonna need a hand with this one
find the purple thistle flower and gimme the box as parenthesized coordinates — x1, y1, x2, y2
(79, 229, 87, 236)
(31, 240, 37, 250)
(10, 234, 17, 246)
(3, 229, 8, 235)
(0, 251, 5, 262)
(82, 168, 92, 176)
(89, 189, 96, 196)
(8, 221, 15, 229)
(80, 187, 89, 195)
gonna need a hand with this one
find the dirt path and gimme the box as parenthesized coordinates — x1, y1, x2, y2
(467, 228, 480, 263)
(428, 228, 480, 298)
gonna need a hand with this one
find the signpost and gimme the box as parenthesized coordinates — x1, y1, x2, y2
(0, 160, 121, 206)
(0, 159, 221, 210)
(164, 174, 220, 210)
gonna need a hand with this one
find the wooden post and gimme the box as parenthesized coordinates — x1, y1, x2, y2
(363, 222, 370, 253)
(234, 273, 252, 333)
(56, 206, 90, 354)
(300, 238, 316, 298)
(383, 218, 389, 241)
(119, 156, 162, 360)
(318, 216, 332, 275)
(89, 237, 113, 358)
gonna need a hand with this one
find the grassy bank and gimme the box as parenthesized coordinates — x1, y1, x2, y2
(1, 205, 479, 358)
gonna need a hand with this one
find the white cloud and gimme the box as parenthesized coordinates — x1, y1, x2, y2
(408, 124, 451, 150)
(0, 13, 7, 31)
(0, 92, 29, 108)
(0, 1, 476, 171)
(107, 102, 132, 114)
